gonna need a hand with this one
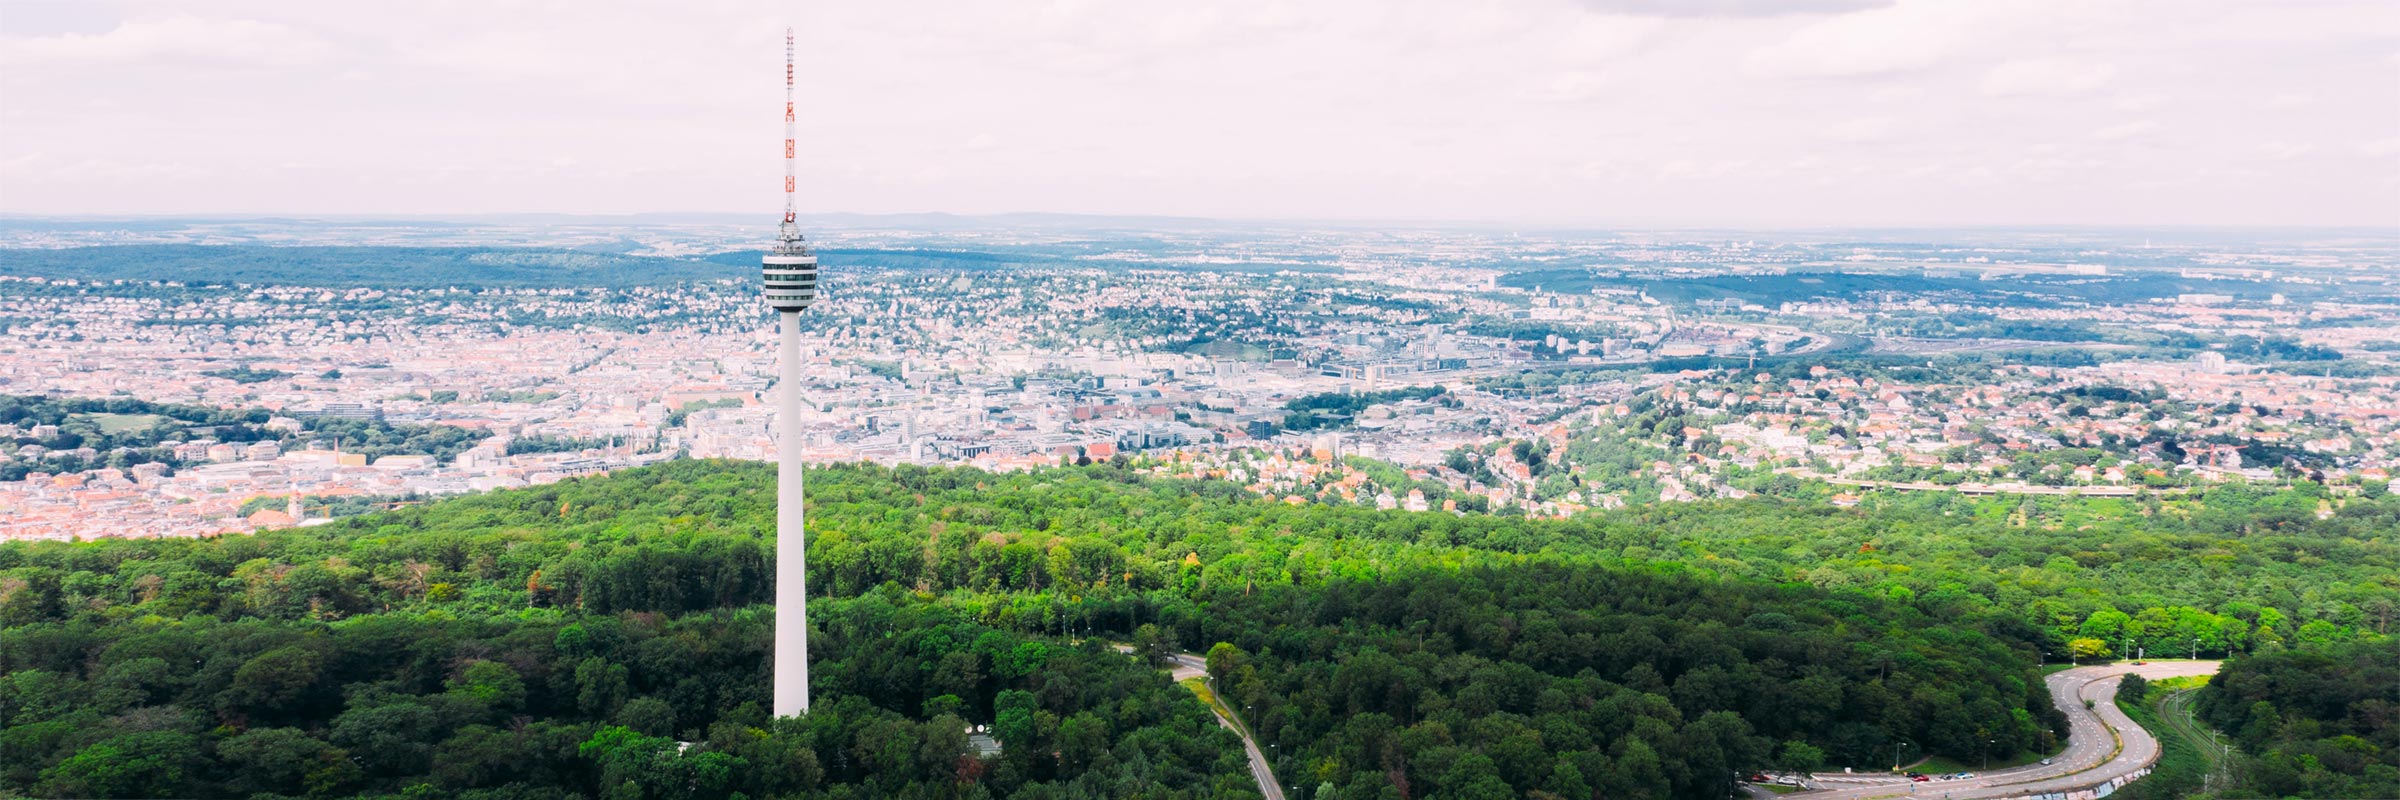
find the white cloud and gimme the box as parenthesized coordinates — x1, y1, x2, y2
(2112, 93, 2170, 113)
(2263, 92, 2316, 110)
(0, 14, 333, 71)
(2090, 121, 2159, 141)
(1824, 116, 1898, 143)
(1743, 0, 1997, 79)
(1571, 0, 1890, 17)
(1550, 15, 1666, 64)
(2261, 141, 2316, 160)
(1526, 70, 1616, 102)
(1982, 58, 2119, 97)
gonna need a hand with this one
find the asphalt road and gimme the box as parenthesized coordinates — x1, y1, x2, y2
(1791, 661, 2221, 799)
(1176, 653, 1286, 800)
(1143, 650, 1284, 800)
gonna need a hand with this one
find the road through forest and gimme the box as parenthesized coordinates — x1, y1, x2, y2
(1163, 652, 1285, 800)
(1110, 643, 1285, 800)
(1795, 661, 2221, 799)
(1124, 643, 2210, 800)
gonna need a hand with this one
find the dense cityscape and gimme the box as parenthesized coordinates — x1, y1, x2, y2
(3, 219, 2394, 540)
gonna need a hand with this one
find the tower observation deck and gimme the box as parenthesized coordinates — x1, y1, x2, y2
(764, 234, 817, 311)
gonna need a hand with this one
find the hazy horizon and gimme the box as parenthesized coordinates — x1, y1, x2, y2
(4, 210, 2397, 237)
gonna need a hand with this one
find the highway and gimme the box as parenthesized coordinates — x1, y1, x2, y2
(1790, 661, 2220, 799)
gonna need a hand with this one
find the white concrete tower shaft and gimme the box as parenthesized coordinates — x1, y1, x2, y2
(773, 310, 808, 717)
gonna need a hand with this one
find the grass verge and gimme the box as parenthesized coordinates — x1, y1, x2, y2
(1180, 677, 1257, 742)
(1915, 747, 2050, 775)
(2106, 686, 2210, 799)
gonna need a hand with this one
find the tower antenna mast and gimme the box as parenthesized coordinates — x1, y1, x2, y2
(782, 28, 798, 235)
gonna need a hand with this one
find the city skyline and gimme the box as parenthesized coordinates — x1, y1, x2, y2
(3, 0, 2395, 227)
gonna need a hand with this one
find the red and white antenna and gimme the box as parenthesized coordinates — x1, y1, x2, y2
(782, 27, 798, 228)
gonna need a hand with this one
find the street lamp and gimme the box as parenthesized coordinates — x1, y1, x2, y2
(1894, 741, 1910, 772)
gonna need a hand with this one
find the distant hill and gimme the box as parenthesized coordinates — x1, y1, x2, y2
(0, 245, 746, 288)
(1499, 267, 2398, 306)
(705, 247, 1033, 273)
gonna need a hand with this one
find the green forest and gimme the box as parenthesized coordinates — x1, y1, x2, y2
(0, 394, 490, 480)
(1283, 386, 1449, 432)
(1, 459, 2393, 799)
(2194, 638, 2400, 797)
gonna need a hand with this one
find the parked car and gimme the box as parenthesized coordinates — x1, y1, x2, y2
(1910, 775, 1931, 782)
(2040, 758, 2053, 765)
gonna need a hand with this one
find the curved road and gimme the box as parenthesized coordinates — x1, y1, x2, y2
(1164, 652, 1286, 800)
(1794, 661, 2219, 799)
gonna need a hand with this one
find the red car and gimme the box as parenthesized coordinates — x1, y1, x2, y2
(1910, 775, 1931, 782)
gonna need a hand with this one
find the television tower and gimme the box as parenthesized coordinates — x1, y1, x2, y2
(765, 26, 820, 718)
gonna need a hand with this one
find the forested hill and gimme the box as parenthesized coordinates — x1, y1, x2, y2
(2195, 638, 2400, 797)
(0, 459, 2390, 799)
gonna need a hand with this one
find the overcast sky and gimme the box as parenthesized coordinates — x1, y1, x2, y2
(2, 0, 2395, 227)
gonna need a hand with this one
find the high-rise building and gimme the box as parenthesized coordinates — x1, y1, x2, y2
(765, 28, 821, 719)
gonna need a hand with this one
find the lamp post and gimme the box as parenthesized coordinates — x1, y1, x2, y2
(1894, 741, 1910, 772)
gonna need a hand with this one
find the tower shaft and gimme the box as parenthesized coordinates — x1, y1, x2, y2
(773, 311, 809, 717)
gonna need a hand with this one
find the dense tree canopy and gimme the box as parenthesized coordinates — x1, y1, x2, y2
(2194, 639, 2400, 798)
(1, 459, 2391, 799)
(0, 394, 491, 479)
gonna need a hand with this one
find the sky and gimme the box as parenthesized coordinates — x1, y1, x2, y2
(2, 0, 2396, 227)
